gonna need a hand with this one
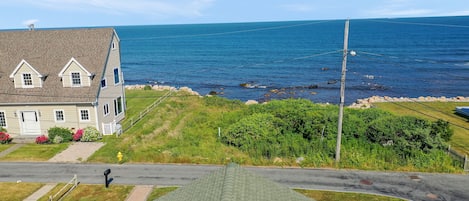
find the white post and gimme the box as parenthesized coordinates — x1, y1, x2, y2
(218, 127, 221, 138)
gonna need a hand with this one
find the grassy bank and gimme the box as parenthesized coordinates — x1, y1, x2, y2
(88, 89, 463, 172)
(374, 101, 469, 155)
(0, 182, 44, 200)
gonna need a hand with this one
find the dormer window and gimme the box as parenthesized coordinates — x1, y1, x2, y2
(22, 73, 33, 87)
(10, 60, 43, 88)
(71, 72, 81, 86)
(59, 58, 92, 88)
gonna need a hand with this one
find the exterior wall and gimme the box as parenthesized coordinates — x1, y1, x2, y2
(12, 63, 42, 88)
(0, 104, 96, 137)
(96, 34, 125, 134)
(61, 61, 91, 87)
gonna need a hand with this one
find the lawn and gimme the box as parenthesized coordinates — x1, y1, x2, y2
(0, 182, 44, 200)
(0, 143, 69, 161)
(0, 144, 13, 152)
(38, 183, 133, 201)
(374, 101, 469, 155)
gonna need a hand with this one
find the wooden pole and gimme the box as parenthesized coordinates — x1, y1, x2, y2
(336, 19, 350, 163)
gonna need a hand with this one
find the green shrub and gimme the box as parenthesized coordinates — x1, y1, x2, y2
(53, 136, 64, 144)
(81, 126, 101, 142)
(143, 85, 152, 90)
(48, 127, 73, 142)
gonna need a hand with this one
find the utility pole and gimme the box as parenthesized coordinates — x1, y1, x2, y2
(335, 19, 350, 163)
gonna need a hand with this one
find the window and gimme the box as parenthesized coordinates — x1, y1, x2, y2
(80, 109, 90, 121)
(101, 78, 107, 88)
(113, 68, 120, 84)
(114, 97, 123, 115)
(54, 110, 65, 122)
(112, 42, 117, 50)
(0, 111, 6, 127)
(71, 72, 81, 86)
(23, 73, 33, 86)
(104, 103, 109, 116)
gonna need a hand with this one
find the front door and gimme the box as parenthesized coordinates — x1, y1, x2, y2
(20, 111, 41, 135)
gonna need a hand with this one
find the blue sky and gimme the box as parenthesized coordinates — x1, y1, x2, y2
(1, 0, 469, 29)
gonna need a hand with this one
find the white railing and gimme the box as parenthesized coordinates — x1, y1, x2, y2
(49, 174, 78, 201)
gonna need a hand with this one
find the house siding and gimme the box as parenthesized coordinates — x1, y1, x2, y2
(96, 34, 125, 134)
(0, 28, 125, 137)
(0, 104, 96, 137)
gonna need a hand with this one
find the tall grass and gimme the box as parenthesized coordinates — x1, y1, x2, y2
(89, 89, 463, 172)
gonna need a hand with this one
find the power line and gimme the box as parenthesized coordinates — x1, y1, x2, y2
(121, 20, 334, 41)
(367, 19, 469, 29)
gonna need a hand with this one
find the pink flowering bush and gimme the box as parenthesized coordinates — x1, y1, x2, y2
(35, 135, 49, 144)
(73, 129, 84, 141)
(0, 132, 12, 144)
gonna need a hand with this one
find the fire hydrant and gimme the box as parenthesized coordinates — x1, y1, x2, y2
(117, 152, 123, 162)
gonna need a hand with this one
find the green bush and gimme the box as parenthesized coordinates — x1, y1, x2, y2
(48, 127, 73, 142)
(365, 116, 447, 157)
(81, 126, 101, 142)
(143, 85, 152, 90)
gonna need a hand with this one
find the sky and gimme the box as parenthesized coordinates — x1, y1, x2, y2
(1, 0, 469, 29)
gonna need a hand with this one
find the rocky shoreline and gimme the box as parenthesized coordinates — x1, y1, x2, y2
(125, 84, 469, 107)
(350, 96, 469, 108)
(125, 84, 201, 97)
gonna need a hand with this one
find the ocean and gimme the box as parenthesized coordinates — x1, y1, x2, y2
(115, 16, 469, 104)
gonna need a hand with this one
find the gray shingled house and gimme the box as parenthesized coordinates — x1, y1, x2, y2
(0, 28, 125, 137)
(155, 163, 314, 201)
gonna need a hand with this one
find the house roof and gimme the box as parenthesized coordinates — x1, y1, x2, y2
(0, 28, 116, 104)
(155, 163, 314, 201)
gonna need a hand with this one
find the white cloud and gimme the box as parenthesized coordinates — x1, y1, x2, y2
(371, 8, 434, 16)
(443, 10, 469, 16)
(21, 0, 215, 17)
(22, 19, 39, 26)
(281, 3, 315, 12)
(366, 0, 435, 17)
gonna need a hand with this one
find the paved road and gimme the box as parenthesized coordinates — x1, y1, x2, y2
(0, 162, 468, 201)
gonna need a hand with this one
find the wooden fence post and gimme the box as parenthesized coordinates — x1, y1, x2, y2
(464, 154, 469, 171)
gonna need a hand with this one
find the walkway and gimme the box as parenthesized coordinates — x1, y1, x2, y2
(126, 185, 154, 201)
(48, 142, 104, 163)
(24, 183, 57, 201)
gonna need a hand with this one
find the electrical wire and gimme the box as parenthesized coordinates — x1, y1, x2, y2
(122, 20, 334, 41)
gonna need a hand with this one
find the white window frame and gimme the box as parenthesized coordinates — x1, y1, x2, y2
(104, 103, 110, 116)
(54, 109, 65, 123)
(79, 109, 90, 122)
(114, 97, 123, 116)
(0, 111, 7, 128)
(22, 73, 33, 88)
(112, 41, 117, 50)
(113, 67, 120, 85)
(101, 78, 107, 89)
(71, 72, 82, 87)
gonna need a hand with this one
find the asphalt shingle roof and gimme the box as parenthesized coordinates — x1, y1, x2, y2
(0, 28, 115, 104)
(155, 163, 314, 201)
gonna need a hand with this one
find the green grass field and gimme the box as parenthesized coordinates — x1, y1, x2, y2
(0, 143, 69, 161)
(373, 101, 469, 155)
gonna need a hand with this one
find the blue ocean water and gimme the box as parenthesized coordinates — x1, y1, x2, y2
(116, 16, 469, 104)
